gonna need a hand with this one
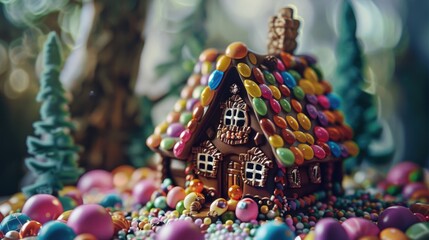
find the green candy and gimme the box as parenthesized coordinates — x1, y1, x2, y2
(406, 222, 429, 240)
(180, 112, 193, 125)
(160, 138, 176, 150)
(263, 71, 276, 85)
(289, 70, 301, 82)
(192, 85, 205, 99)
(280, 99, 291, 113)
(293, 86, 305, 100)
(176, 200, 185, 214)
(253, 98, 267, 116)
(276, 148, 295, 166)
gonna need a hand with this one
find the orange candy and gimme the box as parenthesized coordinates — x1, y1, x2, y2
(189, 179, 204, 193)
(228, 185, 243, 200)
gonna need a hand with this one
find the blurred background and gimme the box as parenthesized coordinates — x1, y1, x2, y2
(0, 0, 428, 196)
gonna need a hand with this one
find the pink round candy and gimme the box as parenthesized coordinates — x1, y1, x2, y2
(67, 204, 113, 240)
(235, 198, 258, 222)
(386, 162, 420, 186)
(270, 99, 281, 114)
(173, 141, 186, 158)
(311, 145, 326, 159)
(22, 194, 63, 224)
(317, 95, 330, 109)
(341, 217, 379, 240)
(77, 170, 114, 194)
(259, 84, 272, 99)
(314, 127, 329, 142)
(402, 182, 428, 199)
(166, 186, 186, 209)
(157, 220, 203, 240)
(132, 180, 158, 205)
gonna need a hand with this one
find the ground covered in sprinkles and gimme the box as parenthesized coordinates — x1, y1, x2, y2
(1, 162, 428, 240)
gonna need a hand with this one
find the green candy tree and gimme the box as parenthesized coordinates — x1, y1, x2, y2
(336, 0, 387, 170)
(22, 32, 83, 197)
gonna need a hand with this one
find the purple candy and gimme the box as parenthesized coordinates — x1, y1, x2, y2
(378, 206, 419, 231)
(306, 94, 318, 105)
(259, 84, 273, 99)
(157, 220, 204, 240)
(315, 218, 350, 240)
(342, 217, 379, 240)
(402, 182, 428, 199)
(186, 98, 199, 111)
(317, 111, 328, 127)
(306, 104, 318, 119)
(166, 123, 185, 138)
(77, 170, 113, 194)
(200, 74, 209, 85)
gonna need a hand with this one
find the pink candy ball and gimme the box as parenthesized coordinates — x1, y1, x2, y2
(386, 162, 419, 186)
(77, 170, 114, 194)
(157, 220, 204, 240)
(133, 180, 158, 205)
(341, 217, 379, 240)
(22, 194, 63, 224)
(235, 198, 258, 222)
(166, 186, 186, 209)
(66, 204, 113, 240)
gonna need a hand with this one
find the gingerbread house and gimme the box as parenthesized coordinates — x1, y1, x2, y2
(147, 8, 358, 210)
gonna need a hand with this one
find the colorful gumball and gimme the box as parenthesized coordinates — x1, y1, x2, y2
(228, 185, 243, 200)
(57, 210, 73, 222)
(77, 170, 114, 194)
(132, 180, 158, 205)
(157, 220, 204, 240)
(406, 222, 429, 240)
(74, 233, 98, 240)
(386, 162, 422, 186)
(166, 186, 186, 209)
(67, 204, 114, 240)
(112, 165, 135, 191)
(254, 221, 295, 240)
(0, 213, 31, 233)
(19, 220, 42, 238)
(227, 199, 238, 211)
(314, 218, 349, 240)
(209, 198, 228, 217)
(235, 198, 258, 222)
(379, 228, 408, 240)
(22, 194, 63, 224)
(38, 221, 76, 240)
(188, 179, 204, 193)
(341, 217, 379, 240)
(99, 193, 123, 208)
(378, 206, 418, 231)
(402, 182, 428, 199)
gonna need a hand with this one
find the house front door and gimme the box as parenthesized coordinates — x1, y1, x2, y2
(223, 154, 243, 197)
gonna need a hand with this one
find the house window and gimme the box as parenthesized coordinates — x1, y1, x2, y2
(309, 163, 321, 184)
(224, 108, 247, 127)
(244, 162, 265, 186)
(287, 167, 301, 188)
(197, 153, 215, 174)
(240, 147, 273, 187)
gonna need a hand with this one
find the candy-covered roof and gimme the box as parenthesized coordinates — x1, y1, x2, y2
(147, 42, 358, 167)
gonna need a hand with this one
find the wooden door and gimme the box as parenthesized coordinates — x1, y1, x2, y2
(223, 155, 242, 197)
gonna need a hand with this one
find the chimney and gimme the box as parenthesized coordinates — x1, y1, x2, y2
(268, 7, 300, 55)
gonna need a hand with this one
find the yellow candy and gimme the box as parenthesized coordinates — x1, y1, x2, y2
(204, 217, 212, 225)
(237, 63, 251, 77)
(299, 79, 315, 95)
(268, 85, 281, 100)
(304, 67, 318, 83)
(298, 144, 314, 160)
(286, 116, 299, 131)
(248, 53, 257, 65)
(297, 113, 311, 130)
(174, 99, 186, 112)
(305, 230, 315, 240)
(201, 86, 215, 106)
(244, 80, 261, 98)
(216, 55, 231, 72)
(154, 121, 169, 134)
(294, 131, 307, 143)
(202, 61, 212, 75)
(260, 205, 269, 214)
(313, 82, 325, 95)
(269, 134, 284, 148)
(305, 133, 315, 145)
(344, 141, 359, 156)
(143, 223, 151, 230)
